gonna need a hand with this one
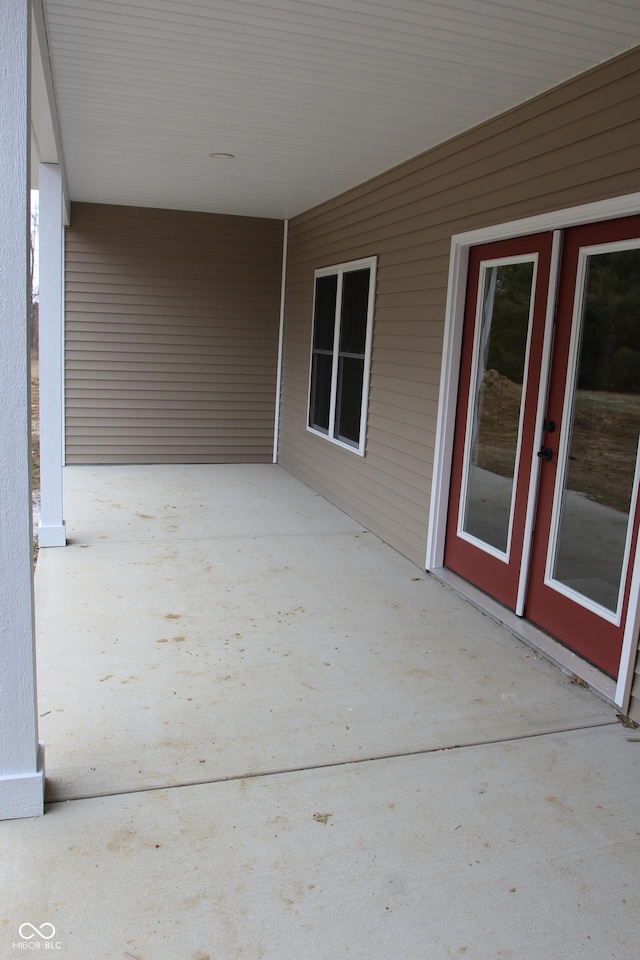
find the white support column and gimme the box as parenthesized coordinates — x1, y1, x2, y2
(0, 0, 45, 819)
(38, 162, 66, 547)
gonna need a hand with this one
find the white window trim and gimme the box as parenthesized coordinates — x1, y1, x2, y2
(425, 191, 640, 711)
(306, 255, 377, 456)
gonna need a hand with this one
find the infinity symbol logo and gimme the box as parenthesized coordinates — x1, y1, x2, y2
(18, 923, 56, 940)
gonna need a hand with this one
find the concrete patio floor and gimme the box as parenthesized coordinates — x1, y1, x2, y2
(3, 464, 639, 959)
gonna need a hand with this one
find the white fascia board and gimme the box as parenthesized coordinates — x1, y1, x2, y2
(31, 0, 70, 223)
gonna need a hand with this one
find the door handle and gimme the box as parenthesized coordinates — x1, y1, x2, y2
(537, 447, 553, 462)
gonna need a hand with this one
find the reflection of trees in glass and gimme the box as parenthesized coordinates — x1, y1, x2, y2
(465, 262, 534, 546)
(472, 262, 532, 480)
(485, 262, 534, 384)
(580, 250, 640, 392)
(565, 249, 640, 514)
(472, 249, 640, 514)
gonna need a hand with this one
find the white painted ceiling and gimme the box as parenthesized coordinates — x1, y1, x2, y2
(41, 0, 640, 220)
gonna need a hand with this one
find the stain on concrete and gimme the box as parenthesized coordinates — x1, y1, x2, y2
(546, 794, 574, 819)
(313, 812, 333, 824)
(106, 827, 137, 853)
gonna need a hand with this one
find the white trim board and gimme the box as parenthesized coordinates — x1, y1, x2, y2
(272, 219, 288, 464)
(426, 192, 640, 712)
(448, 193, 640, 247)
(31, 0, 70, 222)
(0, 0, 45, 818)
(516, 231, 563, 616)
(0, 743, 45, 821)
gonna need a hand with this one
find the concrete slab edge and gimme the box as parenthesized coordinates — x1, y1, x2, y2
(44, 723, 619, 806)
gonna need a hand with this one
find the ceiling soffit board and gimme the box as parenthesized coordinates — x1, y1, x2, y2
(42, 0, 640, 219)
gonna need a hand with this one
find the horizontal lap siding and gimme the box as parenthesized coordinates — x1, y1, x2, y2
(65, 203, 283, 464)
(629, 673, 640, 724)
(278, 44, 640, 621)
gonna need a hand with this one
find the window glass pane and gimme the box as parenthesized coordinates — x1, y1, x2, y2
(313, 275, 338, 351)
(336, 356, 364, 444)
(462, 261, 535, 552)
(340, 269, 370, 355)
(552, 247, 640, 611)
(310, 352, 333, 432)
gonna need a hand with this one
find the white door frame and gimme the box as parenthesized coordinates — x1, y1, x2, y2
(426, 191, 640, 712)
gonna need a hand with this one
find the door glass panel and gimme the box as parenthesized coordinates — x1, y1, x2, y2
(461, 260, 535, 553)
(551, 246, 640, 612)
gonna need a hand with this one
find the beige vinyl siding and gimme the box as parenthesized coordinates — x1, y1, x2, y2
(277, 45, 640, 711)
(65, 203, 283, 464)
(629, 675, 640, 725)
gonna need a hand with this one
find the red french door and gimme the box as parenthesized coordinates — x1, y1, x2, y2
(445, 215, 640, 678)
(444, 232, 554, 609)
(525, 216, 640, 676)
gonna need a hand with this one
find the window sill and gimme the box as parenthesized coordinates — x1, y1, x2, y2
(306, 425, 365, 457)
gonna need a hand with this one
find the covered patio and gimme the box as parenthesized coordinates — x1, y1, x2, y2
(3, 2, 640, 953)
(4, 465, 639, 957)
(3, 0, 640, 826)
